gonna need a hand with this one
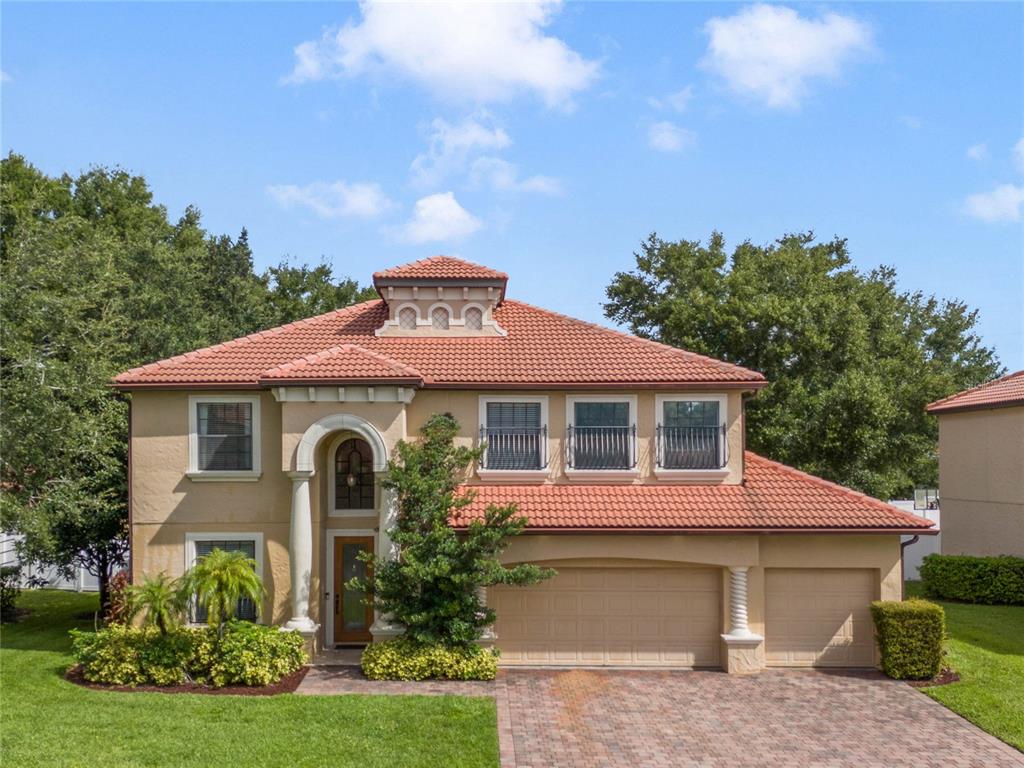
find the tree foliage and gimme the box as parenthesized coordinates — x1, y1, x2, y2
(0, 153, 371, 607)
(604, 232, 1002, 499)
(354, 414, 554, 648)
(179, 548, 265, 639)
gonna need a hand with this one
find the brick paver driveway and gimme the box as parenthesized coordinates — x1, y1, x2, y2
(495, 669, 1024, 768)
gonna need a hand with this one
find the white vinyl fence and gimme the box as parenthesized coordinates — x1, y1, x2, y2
(1, 533, 103, 592)
(892, 500, 941, 580)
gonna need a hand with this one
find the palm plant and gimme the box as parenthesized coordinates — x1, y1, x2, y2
(126, 573, 185, 634)
(179, 548, 264, 639)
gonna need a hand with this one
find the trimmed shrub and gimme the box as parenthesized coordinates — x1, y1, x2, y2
(70, 622, 307, 688)
(919, 554, 1024, 605)
(361, 638, 499, 681)
(870, 599, 945, 680)
(191, 621, 306, 687)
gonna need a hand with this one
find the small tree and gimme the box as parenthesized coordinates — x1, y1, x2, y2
(179, 549, 264, 640)
(127, 572, 185, 635)
(352, 413, 554, 648)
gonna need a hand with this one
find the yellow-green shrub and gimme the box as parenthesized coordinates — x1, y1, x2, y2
(70, 621, 306, 688)
(361, 638, 498, 681)
(870, 599, 945, 680)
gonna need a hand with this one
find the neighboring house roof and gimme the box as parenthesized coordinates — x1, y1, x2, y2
(259, 344, 423, 385)
(113, 299, 766, 389)
(926, 370, 1024, 414)
(452, 452, 937, 534)
(373, 256, 508, 283)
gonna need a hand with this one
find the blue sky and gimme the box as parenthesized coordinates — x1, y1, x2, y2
(3, 2, 1022, 369)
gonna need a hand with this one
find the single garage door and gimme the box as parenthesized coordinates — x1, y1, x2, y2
(765, 568, 877, 667)
(492, 565, 722, 667)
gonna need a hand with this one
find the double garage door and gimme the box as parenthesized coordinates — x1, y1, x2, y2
(492, 566, 722, 667)
(492, 564, 877, 668)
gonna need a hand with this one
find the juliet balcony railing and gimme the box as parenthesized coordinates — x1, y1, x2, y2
(479, 426, 548, 471)
(655, 424, 728, 470)
(566, 425, 637, 470)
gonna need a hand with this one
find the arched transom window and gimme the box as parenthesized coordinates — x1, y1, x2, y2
(431, 306, 450, 330)
(398, 306, 418, 330)
(334, 438, 375, 510)
(464, 306, 483, 331)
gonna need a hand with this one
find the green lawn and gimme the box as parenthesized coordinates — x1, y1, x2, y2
(905, 581, 1024, 751)
(1, 590, 499, 768)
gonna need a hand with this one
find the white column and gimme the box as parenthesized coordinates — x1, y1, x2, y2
(284, 471, 317, 633)
(724, 566, 757, 639)
(370, 484, 402, 639)
(477, 586, 496, 642)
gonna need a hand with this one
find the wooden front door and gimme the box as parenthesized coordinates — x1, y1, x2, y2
(333, 536, 374, 644)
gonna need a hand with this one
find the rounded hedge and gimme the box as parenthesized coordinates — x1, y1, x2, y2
(919, 554, 1024, 605)
(70, 621, 307, 688)
(361, 638, 498, 681)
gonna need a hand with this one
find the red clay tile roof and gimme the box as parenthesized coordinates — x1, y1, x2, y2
(113, 299, 765, 388)
(926, 370, 1024, 414)
(259, 344, 422, 384)
(373, 256, 508, 282)
(452, 452, 936, 533)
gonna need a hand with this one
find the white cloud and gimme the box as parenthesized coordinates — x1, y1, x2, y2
(702, 4, 872, 109)
(0, 70, 10, 83)
(648, 121, 696, 153)
(898, 115, 922, 130)
(648, 86, 693, 113)
(266, 180, 393, 219)
(395, 192, 482, 243)
(1014, 138, 1024, 173)
(470, 157, 563, 195)
(966, 143, 989, 161)
(963, 184, 1024, 224)
(283, 0, 599, 109)
(411, 116, 511, 187)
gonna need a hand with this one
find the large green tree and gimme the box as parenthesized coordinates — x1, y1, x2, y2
(604, 232, 1002, 499)
(0, 153, 370, 607)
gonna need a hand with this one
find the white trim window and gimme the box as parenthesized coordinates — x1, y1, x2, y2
(184, 532, 264, 623)
(477, 396, 549, 480)
(327, 433, 379, 516)
(187, 395, 261, 481)
(565, 395, 638, 477)
(654, 394, 729, 477)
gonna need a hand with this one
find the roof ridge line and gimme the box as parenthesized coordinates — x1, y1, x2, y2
(926, 369, 1023, 411)
(114, 300, 382, 381)
(504, 299, 765, 381)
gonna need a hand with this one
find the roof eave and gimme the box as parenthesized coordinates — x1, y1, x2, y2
(257, 377, 423, 387)
(451, 524, 938, 535)
(926, 399, 1024, 415)
(425, 380, 768, 391)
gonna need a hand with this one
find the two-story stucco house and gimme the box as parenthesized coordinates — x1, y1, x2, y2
(114, 256, 935, 673)
(927, 371, 1024, 558)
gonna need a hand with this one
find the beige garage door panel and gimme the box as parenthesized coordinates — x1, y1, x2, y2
(766, 568, 876, 668)
(493, 566, 721, 667)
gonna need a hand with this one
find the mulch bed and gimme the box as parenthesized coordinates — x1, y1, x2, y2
(64, 665, 308, 696)
(906, 668, 961, 688)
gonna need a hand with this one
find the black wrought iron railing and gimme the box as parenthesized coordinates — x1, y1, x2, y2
(566, 425, 636, 470)
(656, 425, 728, 470)
(479, 426, 548, 470)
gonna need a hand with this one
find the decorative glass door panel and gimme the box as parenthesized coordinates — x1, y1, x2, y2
(333, 536, 374, 643)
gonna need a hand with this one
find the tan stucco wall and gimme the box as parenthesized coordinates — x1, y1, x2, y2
(499, 533, 901, 639)
(937, 406, 1024, 556)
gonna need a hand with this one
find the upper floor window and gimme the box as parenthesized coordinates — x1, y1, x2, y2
(431, 306, 450, 330)
(188, 395, 261, 479)
(398, 306, 418, 330)
(567, 397, 636, 471)
(656, 396, 727, 470)
(334, 438, 376, 510)
(464, 306, 483, 331)
(480, 398, 548, 471)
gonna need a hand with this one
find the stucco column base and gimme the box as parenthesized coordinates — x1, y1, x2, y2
(370, 617, 403, 642)
(281, 622, 321, 660)
(721, 633, 765, 674)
